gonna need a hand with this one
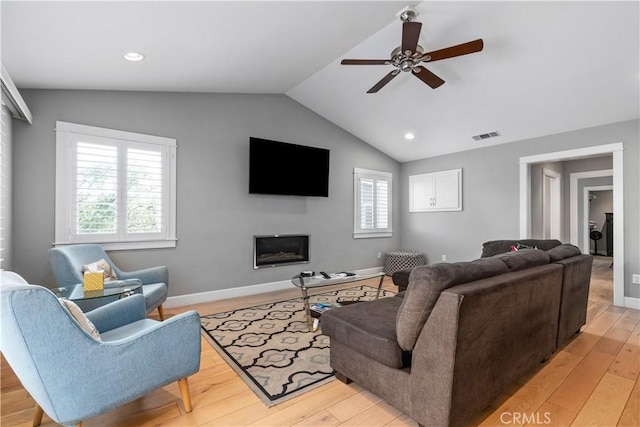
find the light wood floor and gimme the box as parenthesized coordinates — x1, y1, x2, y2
(2, 257, 638, 426)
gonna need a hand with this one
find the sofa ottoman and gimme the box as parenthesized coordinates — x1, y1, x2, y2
(391, 270, 411, 292)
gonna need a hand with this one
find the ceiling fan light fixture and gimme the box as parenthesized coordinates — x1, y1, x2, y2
(123, 51, 145, 62)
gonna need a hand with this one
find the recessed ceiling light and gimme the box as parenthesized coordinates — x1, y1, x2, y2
(123, 52, 145, 62)
(404, 132, 415, 140)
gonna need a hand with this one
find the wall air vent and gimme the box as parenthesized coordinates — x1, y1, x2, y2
(472, 131, 501, 141)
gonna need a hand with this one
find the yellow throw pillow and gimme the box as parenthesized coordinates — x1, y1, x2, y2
(82, 259, 118, 282)
(58, 298, 101, 340)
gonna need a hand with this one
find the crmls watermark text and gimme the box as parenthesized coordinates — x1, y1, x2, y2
(500, 412, 552, 425)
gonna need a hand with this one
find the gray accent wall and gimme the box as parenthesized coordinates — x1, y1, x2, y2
(12, 89, 401, 295)
(400, 119, 639, 299)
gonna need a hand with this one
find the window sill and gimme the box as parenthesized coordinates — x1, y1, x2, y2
(353, 232, 393, 239)
(53, 240, 177, 251)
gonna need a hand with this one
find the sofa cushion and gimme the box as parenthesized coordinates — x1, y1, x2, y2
(395, 258, 509, 351)
(321, 296, 408, 369)
(481, 239, 562, 257)
(493, 249, 551, 271)
(547, 243, 583, 261)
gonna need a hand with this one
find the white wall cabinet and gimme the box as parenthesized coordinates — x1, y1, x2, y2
(409, 169, 462, 212)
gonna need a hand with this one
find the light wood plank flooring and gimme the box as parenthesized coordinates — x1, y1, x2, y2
(2, 256, 638, 426)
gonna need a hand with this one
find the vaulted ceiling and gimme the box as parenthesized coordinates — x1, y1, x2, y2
(2, 1, 638, 162)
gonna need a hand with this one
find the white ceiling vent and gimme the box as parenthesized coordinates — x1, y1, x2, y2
(472, 131, 501, 141)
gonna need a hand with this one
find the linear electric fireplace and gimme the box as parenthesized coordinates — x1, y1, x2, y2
(254, 234, 309, 269)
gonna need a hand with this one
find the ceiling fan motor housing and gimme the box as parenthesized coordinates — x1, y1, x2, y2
(391, 46, 426, 72)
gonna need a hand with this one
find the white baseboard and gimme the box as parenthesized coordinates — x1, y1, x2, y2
(623, 296, 640, 310)
(164, 266, 385, 309)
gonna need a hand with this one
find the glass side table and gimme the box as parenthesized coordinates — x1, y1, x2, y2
(52, 279, 143, 302)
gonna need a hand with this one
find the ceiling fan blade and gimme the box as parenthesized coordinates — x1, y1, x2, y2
(412, 66, 445, 89)
(402, 21, 422, 54)
(422, 39, 484, 62)
(367, 70, 400, 93)
(341, 59, 389, 65)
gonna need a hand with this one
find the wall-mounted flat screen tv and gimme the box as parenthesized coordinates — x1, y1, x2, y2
(249, 137, 330, 197)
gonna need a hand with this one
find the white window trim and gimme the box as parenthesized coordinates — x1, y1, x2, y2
(353, 167, 392, 239)
(54, 121, 177, 250)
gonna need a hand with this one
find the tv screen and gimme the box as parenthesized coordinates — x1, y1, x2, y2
(249, 137, 330, 197)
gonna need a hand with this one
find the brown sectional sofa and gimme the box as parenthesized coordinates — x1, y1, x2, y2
(321, 244, 592, 427)
(392, 239, 563, 292)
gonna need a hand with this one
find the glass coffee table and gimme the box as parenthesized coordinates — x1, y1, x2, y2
(291, 272, 385, 332)
(52, 279, 142, 302)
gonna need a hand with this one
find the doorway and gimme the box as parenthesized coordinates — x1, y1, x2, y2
(583, 186, 613, 255)
(519, 142, 624, 307)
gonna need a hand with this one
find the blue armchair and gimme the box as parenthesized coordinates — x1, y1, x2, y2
(0, 271, 201, 427)
(50, 244, 168, 318)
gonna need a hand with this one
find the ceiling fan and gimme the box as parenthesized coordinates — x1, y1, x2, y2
(341, 9, 484, 93)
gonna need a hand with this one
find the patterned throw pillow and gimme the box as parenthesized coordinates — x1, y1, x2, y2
(82, 259, 118, 282)
(510, 243, 535, 252)
(58, 298, 101, 340)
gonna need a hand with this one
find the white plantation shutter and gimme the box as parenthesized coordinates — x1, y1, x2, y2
(127, 148, 163, 234)
(55, 122, 176, 250)
(354, 168, 392, 238)
(359, 178, 374, 229)
(376, 179, 389, 229)
(75, 141, 118, 235)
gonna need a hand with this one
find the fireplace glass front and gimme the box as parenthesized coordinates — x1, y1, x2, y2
(254, 234, 310, 269)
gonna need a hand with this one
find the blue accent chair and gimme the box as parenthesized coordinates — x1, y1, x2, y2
(0, 271, 201, 427)
(49, 244, 168, 318)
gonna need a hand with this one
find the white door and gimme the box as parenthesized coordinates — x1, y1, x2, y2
(542, 168, 561, 240)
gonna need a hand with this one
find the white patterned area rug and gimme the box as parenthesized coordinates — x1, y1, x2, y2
(200, 284, 395, 406)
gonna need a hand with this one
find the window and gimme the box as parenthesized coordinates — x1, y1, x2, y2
(55, 121, 177, 250)
(353, 168, 392, 238)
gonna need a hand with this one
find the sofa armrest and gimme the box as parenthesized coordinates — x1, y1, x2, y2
(115, 266, 168, 286)
(409, 264, 563, 427)
(86, 294, 146, 333)
(104, 278, 142, 289)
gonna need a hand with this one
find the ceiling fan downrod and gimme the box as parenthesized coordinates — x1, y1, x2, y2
(400, 9, 417, 23)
